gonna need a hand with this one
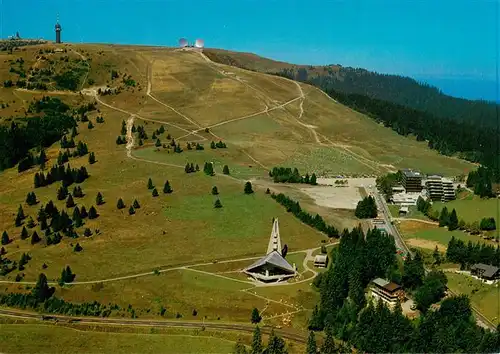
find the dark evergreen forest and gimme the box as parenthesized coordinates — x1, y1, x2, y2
(272, 69, 499, 180)
(0, 97, 76, 171)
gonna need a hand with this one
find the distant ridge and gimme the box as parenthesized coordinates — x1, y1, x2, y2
(204, 49, 498, 128)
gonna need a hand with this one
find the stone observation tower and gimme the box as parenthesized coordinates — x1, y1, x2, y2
(55, 20, 62, 44)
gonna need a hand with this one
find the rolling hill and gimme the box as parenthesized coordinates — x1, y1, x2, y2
(204, 49, 499, 127)
(0, 42, 476, 331)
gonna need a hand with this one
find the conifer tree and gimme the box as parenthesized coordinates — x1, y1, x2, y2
(439, 206, 449, 227)
(129, 206, 135, 215)
(310, 173, 317, 185)
(57, 186, 67, 200)
(186, 142, 192, 150)
(214, 199, 222, 208)
(223, 165, 230, 175)
(71, 126, 78, 138)
(27, 216, 35, 229)
(147, 178, 154, 190)
(21, 226, 29, 240)
(17, 204, 25, 220)
(448, 208, 459, 231)
(195, 164, 200, 172)
(163, 180, 173, 194)
(32, 273, 53, 302)
(73, 207, 83, 228)
(66, 194, 75, 208)
(1, 231, 10, 245)
(84, 228, 92, 237)
(251, 326, 263, 354)
(155, 138, 161, 147)
(74, 243, 83, 252)
(88, 152, 96, 164)
(244, 181, 254, 194)
(321, 329, 337, 354)
(266, 330, 286, 354)
(116, 198, 126, 209)
(31, 231, 40, 245)
(133, 199, 140, 209)
(121, 120, 127, 135)
(212, 186, 219, 195)
(306, 331, 317, 354)
(152, 188, 159, 197)
(251, 308, 261, 324)
(88, 121, 94, 129)
(211, 141, 216, 149)
(139, 138, 143, 146)
(80, 206, 88, 219)
(96, 192, 104, 206)
(88, 206, 98, 219)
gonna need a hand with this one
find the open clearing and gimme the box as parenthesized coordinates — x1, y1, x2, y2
(397, 220, 496, 249)
(446, 273, 500, 326)
(300, 178, 375, 210)
(432, 196, 500, 224)
(0, 323, 237, 354)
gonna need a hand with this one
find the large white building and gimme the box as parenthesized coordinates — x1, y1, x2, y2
(425, 175, 456, 202)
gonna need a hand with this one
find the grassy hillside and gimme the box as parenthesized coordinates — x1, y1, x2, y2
(0, 43, 477, 334)
(204, 49, 498, 127)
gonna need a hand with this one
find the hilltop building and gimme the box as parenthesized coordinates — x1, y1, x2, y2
(425, 175, 456, 202)
(401, 169, 423, 193)
(370, 278, 405, 309)
(243, 218, 297, 283)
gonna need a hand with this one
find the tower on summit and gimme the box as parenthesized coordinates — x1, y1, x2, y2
(55, 16, 62, 44)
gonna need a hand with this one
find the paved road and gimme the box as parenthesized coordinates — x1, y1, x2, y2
(369, 187, 497, 331)
(0, 308, 308, 344)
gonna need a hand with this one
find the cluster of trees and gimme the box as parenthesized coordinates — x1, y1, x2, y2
(467, 167, 495, 198)
(59, 265, 75, 285)
(17, 149, 48, 172)
(96, 116, 105, 124)
(184, 163, 199, 173)
(375, 171, 402, 201)
(417, 197, 497, 234)
(117, 198, 141, 215)
(354, 196, 377, 219)
(310, 226, 499, 353)
(26, 191, 37, 206)
(234, 326, 290, 354)
(0, 109, 76, 172)
(0, 273, 117, 317)
(210, 140, 227, 149)
(446, 236, 500, 269)
(270, 193, 339, 237)
(116, 136, 127, 145)
(54, 70, 81, 91)
(269, 167, 317, 185)
(203, 162, 215, 176)
(34, 165, 89, 188)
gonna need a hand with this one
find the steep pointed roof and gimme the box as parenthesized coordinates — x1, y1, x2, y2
(267, 218, 282, 255)
(244, 250, 295, 274)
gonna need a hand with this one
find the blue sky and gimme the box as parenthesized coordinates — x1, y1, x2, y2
(1, 0, 498, 101)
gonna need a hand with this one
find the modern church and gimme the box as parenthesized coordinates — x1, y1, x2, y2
(243, 218, 297, 283)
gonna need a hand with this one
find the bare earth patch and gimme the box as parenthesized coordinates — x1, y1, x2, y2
(398, 220, 438, 234)
(406, 238, 446, 252)
(300, 178, 376, 210)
